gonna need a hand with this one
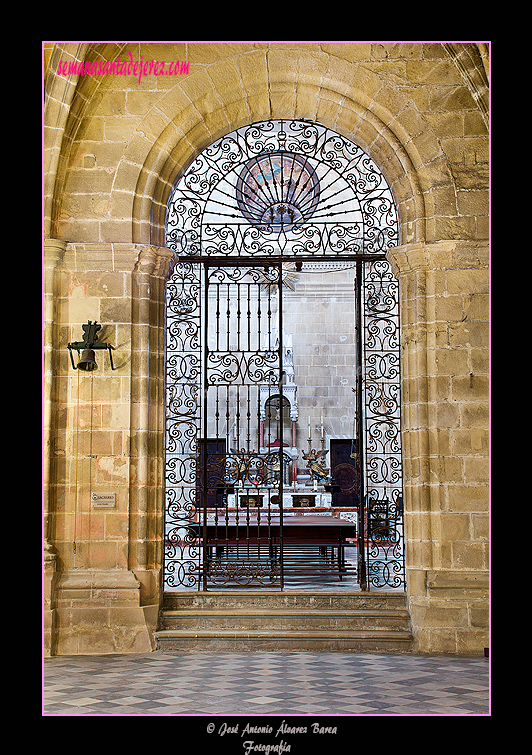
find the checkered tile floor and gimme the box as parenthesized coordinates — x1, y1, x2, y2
(43, 651, 489, 716)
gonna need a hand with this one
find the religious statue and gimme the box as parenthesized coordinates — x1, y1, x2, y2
(302, 448, 329, 484)
(229, 448, 261, 487)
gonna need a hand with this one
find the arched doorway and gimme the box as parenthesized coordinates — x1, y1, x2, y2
(163, 119, 404, 592)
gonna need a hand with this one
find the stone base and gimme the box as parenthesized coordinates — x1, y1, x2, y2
(407, 569, 489, 656)
(52, 569, 159, 655)
(44, 546, 58, 657)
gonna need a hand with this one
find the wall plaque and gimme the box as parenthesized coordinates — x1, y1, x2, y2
(91, 492, 116, 508)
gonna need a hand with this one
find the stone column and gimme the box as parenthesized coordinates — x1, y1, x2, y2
(43, 238, 67, 657)
(387, 241, 489, 655)
(129, 245, 174, 604)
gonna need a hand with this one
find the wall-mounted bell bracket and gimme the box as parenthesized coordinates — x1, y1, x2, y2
(68, 320, 115, 371)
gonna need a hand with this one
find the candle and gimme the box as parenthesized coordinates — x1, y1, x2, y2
(320, 414, 324, 438)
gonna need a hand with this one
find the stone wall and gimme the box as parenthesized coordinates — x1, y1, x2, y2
(388, 241, 489, 653)
(284, 269, 358, 446)
(43, 42, 489, 656)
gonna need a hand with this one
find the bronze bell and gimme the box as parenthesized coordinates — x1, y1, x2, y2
(77, 348, 98, 371)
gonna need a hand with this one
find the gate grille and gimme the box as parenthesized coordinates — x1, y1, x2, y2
(164, 119, 405, 591)
(202, 262, 285, 589)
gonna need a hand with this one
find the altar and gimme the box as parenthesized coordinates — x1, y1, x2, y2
(229, 489, 333, 510)
(197, 513, 357, 582)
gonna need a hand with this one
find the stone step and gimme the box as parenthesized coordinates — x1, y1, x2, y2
(162, 590, 407, 611)
(156, 591, 413, 652)
(160, 608, 411, 631)
(155, 628, 413, 653)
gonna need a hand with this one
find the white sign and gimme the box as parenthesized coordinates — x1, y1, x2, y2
(91, 492, 116, 508)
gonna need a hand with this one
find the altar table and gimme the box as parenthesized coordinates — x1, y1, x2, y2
(197, 515, 357, 580)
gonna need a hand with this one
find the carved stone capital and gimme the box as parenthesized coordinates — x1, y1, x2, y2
(134, 245, 175, 279)
(386, 241, 457, 278)
(44, 237, 68, 267)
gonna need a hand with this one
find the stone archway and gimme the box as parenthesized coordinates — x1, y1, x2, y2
(44, 43, 489, 655)
(105, 50, 440, 248)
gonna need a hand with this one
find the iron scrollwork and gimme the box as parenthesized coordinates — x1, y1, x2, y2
(165, 119, 397, 259)
(366, 491, 405, 589)
(362, 258, 405, 589)
(164, 261, 203, 590)
(164, 119, 404, 591)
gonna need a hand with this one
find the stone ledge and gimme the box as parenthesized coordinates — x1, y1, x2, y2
(58, 242, 175, 274)
(57, 569, 142, 591)
(55, 569, 143, 606)
(387, 240, 489, 278)
(426, 569, 488, 591)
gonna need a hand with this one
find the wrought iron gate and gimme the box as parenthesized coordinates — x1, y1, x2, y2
(202, 261, 286, 588)
(165, 260, 287, 589)
(164, 119, 405, 591)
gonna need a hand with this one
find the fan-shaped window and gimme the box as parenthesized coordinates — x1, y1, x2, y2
(165, 119, 398, 258)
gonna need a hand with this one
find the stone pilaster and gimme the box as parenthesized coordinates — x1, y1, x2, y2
(44, 239, 67, 656)
(129, 245, 174, 605)
(48, 242, 174, 655)
(387, 241, 489, 655)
